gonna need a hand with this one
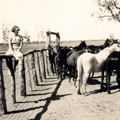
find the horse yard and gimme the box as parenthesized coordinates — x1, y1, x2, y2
(1, 39, 120, 120)
(41, 73, 120, 120)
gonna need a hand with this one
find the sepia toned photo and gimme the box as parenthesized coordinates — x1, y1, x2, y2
(0, 0, 120, 120)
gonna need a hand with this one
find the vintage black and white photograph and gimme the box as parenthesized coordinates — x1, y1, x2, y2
(0, 0, 120, 120)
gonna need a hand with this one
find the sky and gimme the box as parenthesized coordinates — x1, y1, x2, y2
(0, 0, 120, 43)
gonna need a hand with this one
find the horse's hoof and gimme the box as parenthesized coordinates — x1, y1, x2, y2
(77, 91, 81, 95)
(107, 91, 111, 94)
(101, 86, 106, 91)
(84, 93, 88, 96)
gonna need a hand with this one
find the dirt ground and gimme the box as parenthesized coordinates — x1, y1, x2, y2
(40, 72, 120, 120)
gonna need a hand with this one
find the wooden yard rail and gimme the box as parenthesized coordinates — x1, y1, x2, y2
(0, 30, 60, 116)
(0, 48, 53, 115)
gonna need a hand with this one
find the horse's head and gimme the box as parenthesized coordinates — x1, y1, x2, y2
(103, 38, 112, 47)
(79, 41, 87, 48)
(104, 38, 118, 48)
(73, 41, 87, 51)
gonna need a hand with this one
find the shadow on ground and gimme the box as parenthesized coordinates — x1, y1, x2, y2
(33, 79, 71, 120)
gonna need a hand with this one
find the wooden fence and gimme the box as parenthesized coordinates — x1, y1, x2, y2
(0, 49, 53, 115)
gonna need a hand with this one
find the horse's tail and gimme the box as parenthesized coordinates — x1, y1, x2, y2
(76, 56, 83, 81)
(74, 55, 83, 88)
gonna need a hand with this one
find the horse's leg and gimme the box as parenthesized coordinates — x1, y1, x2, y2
(54, 56, 58, 75)
(69, 68, 71, 82)
(73, 68, 76, 81)
(74, 68, 77, 87)
(91, 72, 94, 78)
(50, 61, 54, 75)
(52, 62, 55, 75)
(89, 72, 94, 78)
(77, 78, 82, 95)
(68, 67, 72, 83)
(62, 65, 66, 80)
(77, 66, 83, 95)
(55, 64, 57, 75)
(116, 72, 120, 91)
(77, 68, 82, 95)
(59, 64, 63, 81)
(82, 72, 89, 96)
(106, 70, 111, 94)
(56, 62, 60, 79)
(53, 61, 57, 75)
(101, 70, 105, 90)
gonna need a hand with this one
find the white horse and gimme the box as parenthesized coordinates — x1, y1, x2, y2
(77, 43, 120, 96)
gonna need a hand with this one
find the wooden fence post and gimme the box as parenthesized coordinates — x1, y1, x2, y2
(39, 50, 46, 80)
(35, 52, 42, 83)
(44, 50, 49, 77)
(24, 56, 32, 94)
(19, 58, 26, 96)
(56, 33, 60, 47)
(0, 58, 7, 114)
(28, 53, 38, 89)
(46, 31, 51, 49)
(48, 57, 54, 76)
(45, 31, 51, 77)
(6, 58, 16, 103)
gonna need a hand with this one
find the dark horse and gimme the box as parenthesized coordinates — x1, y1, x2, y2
(48, 39, 117, 81)
(66, 48, 94, 84)
(73, 40, 87, 51)
(106, 51, 120, 94)
(72, 38, 115, 53)
(48, 45, 72, 80)
(87, 38, 116, 53)
(55, 46, 72, 80)
(48, 45, 57, 75)
(55, 41, 88, 80)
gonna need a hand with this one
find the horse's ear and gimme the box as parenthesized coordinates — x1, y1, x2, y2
(110, 39, 113, 46)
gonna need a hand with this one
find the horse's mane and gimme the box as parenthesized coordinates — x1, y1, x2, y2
(67, 51, 74, 58)
(98, 44, 118, 55)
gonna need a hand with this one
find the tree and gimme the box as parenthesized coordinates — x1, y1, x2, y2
(40, 30, 45, 42)
(93, 0, 120, 22)
(24, 30, 31, 44)
(2, 21, 10, 49)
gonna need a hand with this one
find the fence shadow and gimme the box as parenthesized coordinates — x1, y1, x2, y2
(16, 97, 47, 103)
(6, 106, 44, 114)
(34, 79, 64, 120)
(50, 94, 72, 100)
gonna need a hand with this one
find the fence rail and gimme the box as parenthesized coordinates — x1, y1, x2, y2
(0, 48, 53, 114)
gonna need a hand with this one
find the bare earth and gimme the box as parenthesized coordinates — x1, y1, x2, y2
(1, 40, 120, 120)
(40, 72, 120, 120)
